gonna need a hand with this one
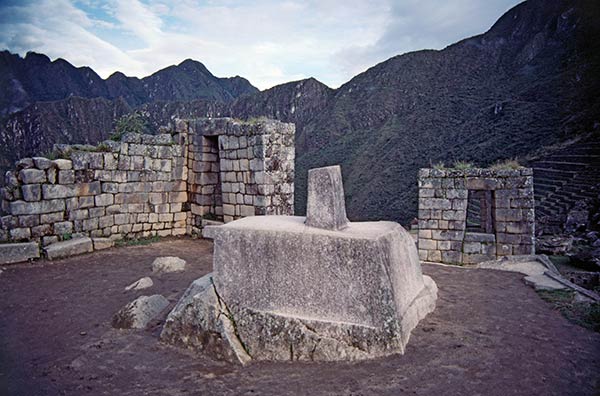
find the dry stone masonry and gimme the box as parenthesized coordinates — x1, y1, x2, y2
(0, 117, 294, 264)
(417, 168, 535, 265)
(161, 165, 437, 363)
(184, 118, 294, 232)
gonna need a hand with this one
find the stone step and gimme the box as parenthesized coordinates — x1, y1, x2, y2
(44, 237, 93, 260)
(0, 242, 40, 264)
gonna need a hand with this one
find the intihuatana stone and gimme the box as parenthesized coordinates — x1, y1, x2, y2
(165, 165, 437, 364)
(305, 165, 349, 231)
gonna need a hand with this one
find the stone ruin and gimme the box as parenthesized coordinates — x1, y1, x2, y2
(161, 165, 438, 363)
(417, 168, 535, 265)
(0, 117, 294, 264)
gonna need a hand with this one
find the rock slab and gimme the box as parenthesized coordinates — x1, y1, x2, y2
(92, 237, 114, 250)
(44, 237, 93, 260)
(0, 242, 40, 264)
(151, 256, 186, 273)
(112, 294, 170, 329)
(125, 277, 154, 291)
(193, 216, 438, 363)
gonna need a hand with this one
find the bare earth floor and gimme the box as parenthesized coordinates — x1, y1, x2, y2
(1, 237, 599, 396)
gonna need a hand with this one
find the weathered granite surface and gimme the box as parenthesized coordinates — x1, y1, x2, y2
(44, 237, 93, 260)
(0, 242, 40, 264)
(170, 216, 438, 363)
(305, 165, 348, 230)
(166, 165, 437, 363)
(112, 294, 170, 329)
(151, 256, 186, 273)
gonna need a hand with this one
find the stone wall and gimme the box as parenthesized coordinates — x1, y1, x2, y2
(0, 117, 295, 249)
(183, 118, 294, 233)
(0, 132, 189, 246)
(417, 168, 535, 265)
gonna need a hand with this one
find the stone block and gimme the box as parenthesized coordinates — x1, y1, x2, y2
(43, 236, 58, 246)
(18, 214, 39, 228)
(442, 210, 464, 221)
(69, 209, 89, 221)
(44, 237, 93, 260)
(32, 157, 51, 169)
(463, 242, 482, 254)
(10, 199, 65, 215)
(58, 170, 75, 184)
(16, 158, 34, 170)
(418, 238, 437, 250)
(431, 230, 464, 241)
(305, 165, 348, 231)
(506, 222, 532, 234)
(199, 215, 437, 363)
(0, 242, 40, 264)
(42, 184, 77, 199)
(495, 209, 522, 222)
(31, 224, 52, 238)
(169, 191, 187, 203)
(95, 193, 114, 207)
(441, 250, 462, 264)
(92, 237, 114, 250)
(463, 232, 495, 243)
(54, 221, 73, 235)
(427, 250, 442, 262)
(83, 218, 99, 231)
(10, 227, 31, 241)
(40, 212, 64, 224)
(21, 184, 41, 202)
(19, 169, 46, 184)
(52, 159, 72, 170)
(77, 181, 101, 196)
(46, 168, 57, 184)
(419, 198, 451, 210)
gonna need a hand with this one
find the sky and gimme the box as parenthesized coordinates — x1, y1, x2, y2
(0, 0, 522, 90)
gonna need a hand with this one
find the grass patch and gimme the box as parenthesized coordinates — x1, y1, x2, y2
(432, 161, 446, 170)
(537, 289, 600, 333)
(452, 160, 474, 170)
(115, 235, 160, 247)
(490, 159, 522, 170)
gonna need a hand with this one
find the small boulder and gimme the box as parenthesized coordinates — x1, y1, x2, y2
(125, 277, 154, 291)
(151, 256, 186, 273)
(112, 294, 170, 329)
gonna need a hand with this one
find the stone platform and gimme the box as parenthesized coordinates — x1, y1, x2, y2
(162, 165, 437, 363)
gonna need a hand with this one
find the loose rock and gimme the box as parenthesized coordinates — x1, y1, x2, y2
(125, 277, 154, 291)
(151, 256, 186, 273)
(112, 294, 170, 329)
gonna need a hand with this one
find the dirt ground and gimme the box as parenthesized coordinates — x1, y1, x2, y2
(1, 237, 599, 396)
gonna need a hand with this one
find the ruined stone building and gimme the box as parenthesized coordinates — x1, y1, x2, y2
(417, 168, 535, 265)
(0, 118, 294, 260)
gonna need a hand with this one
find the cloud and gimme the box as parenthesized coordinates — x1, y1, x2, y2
(333, 0, 522, 80)
(0, 0, 522, 90)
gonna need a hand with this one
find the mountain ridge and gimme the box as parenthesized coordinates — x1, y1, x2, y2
(1, 0, 598, 225)
(0, 51, 259, 117)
